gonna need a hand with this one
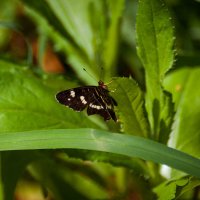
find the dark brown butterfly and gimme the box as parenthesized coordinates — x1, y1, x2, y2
(56, 80, 117, 122)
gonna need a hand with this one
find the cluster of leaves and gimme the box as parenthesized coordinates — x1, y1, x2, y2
(0, 0, 200, 199)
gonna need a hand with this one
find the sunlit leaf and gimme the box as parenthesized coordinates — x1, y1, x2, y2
(0, 60, 101, 132)
(164, 68, 200, 158)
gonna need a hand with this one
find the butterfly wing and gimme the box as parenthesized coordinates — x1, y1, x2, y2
(87, 105, 117, 121)
(56, 87, 94, 111)
(87, 87, 117, 121)
(56, 86, 117, 121)
(87, 95, 111, 120)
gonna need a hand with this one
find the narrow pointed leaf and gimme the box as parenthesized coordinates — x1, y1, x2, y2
(0, 129, 199, 179)
(103, 0, 125, 79)
(136, 0, 175, 139)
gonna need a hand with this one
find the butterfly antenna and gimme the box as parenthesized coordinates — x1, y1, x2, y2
(99, 66, 104, 81)
(83, 68, 97, 82)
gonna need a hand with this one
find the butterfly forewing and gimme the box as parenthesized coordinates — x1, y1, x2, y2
(56, 83, 117, 122)
(56, 87, 92, 111)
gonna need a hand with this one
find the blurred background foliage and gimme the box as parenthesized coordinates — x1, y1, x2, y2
(1, 0, 200, 84)
(0, 0, 200, 199)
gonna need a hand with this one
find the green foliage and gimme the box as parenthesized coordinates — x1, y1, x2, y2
(0, 61, 101, 132)
(0, 0, 200, 199)
(103, 0, 125, 79)
(136, 0, 175, 141)
(22, 0, 124, 83)
(164, 68, 200, 158)
(153, 176, 189, 200)
(154, 176, 200, 200)
(164, 68, 200, 178)
(1, 151, 42, 200)
(0, 129, 200, 178)
(111, 77, 150, 136)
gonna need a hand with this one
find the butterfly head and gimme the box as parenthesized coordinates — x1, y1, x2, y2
(98, 80, 108, 89)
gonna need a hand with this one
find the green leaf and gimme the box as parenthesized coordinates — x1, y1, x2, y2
(110, 77, 150, 137)
(0, 129, 200, 179)
(0, 0, 18, 47)
(153, 176, 189, 200)
(154, 176, 200, 200)
(30, 158, 109, 200)
(23, 0, 123, 84)
(23, 0, 94, 60)
(1, 151, 42, 200)
(103, 0, 125, 80)
(164, 68, 200, 158)
(0, 60, 102, 132)
(45, 0, 94, 59)
(23, 3, 97, 84)
(164, 68, 190, 109)
(88, 1, 107, 68)
(177, 177, 200, 199)
(65, 149, 149, 178)
(158, 90, 174, 143)
(136, 0, 174, 77)
(136, 0, 175, 140)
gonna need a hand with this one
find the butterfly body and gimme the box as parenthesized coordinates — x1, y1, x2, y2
(56, 81, 117, 122)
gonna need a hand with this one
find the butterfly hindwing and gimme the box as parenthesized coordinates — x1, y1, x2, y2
(84, 86, 117, 121)
(86, 87, 110, 120)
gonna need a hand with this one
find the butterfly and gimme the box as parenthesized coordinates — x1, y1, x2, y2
(55, 80, 117, 122)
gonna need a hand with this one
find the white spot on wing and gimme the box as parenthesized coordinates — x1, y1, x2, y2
(80, 96, 84, 101)
(80, 96, 87, 104)
(89, 103, 103, 109)
(70, 90, 75, 97)
(96, 105, 101, 110)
